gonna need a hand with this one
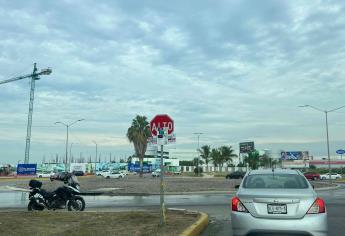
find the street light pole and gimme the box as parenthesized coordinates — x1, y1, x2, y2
(92, 141, 98, 163)
(69, 143, 74, 164)
(325, 111, 331, 183)
(55, 119, 84, 171)
(300, 105, 345, 184)
(193, 133, 203, 176)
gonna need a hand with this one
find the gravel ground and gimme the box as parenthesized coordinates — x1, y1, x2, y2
(8, 175, 336, 196)
(13, 175, 240, 195)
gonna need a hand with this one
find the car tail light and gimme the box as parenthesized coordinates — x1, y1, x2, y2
(231, 197, 248, 213)
(307, 198, 326, 214)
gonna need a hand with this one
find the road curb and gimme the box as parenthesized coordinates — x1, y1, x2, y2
(169, 208, 209, 236)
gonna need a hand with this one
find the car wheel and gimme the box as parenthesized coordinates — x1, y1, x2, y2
(322, 177, 326, 180)
(106, 176, 110, 179)
(39, 175, 42, 178)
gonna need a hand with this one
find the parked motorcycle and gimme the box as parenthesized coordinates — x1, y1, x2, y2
(28, 172, 85, 211)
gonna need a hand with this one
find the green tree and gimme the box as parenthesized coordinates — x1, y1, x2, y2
(244, 150, 260, 170)
(219, 146, 237, 167)
(126, 115, 151, 177)
(259, 154, 272, 168)
(199, 145, 211, 172)
(210, 148, 222, 168)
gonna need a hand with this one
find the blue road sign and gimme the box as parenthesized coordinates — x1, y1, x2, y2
(336, 149, 345, 155)
(17, 164, 37, 175)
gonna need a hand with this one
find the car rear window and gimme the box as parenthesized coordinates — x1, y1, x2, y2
(243, 174, 309, 189)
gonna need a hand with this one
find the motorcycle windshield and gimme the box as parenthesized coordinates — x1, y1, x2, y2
(70, 175, 80, 185)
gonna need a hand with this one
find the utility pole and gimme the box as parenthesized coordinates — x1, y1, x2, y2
(0, 63, 52, 164)
(93, 141, 98, 163)
(193, 133, 203, 176)
(55, 119, 84, 171)
(300, 105, 345, 184)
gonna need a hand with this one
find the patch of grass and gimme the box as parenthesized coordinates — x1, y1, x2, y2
(335, 177, 345, 183)
(181, 172, 204, 177)
(213, 173, 227, 178)
(0, 211, 197, 236)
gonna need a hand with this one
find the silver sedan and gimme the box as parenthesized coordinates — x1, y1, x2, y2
(231, 169, 327, 236)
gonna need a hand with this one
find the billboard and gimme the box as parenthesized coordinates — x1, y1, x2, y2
(281, 151, 309, 160)
(239, 142, 255, 153)
(37, 163, 65, 173)
(17, 164, 37, 175)
(95, 163, 127, 172)
(128, 163, 153, 173)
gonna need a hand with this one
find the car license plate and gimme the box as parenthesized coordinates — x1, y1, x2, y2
(267, 204, 287, 214)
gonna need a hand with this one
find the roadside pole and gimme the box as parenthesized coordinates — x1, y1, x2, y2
(160, 143, 166, 226)
(149, 114, 175, 227)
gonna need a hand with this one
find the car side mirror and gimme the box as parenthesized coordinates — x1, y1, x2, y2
(235, 184, 240, 189)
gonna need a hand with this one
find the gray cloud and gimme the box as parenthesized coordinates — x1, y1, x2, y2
(1, 0, 345, 163)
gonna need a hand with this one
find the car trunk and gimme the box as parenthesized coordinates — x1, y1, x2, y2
(238, 188, 316, 219)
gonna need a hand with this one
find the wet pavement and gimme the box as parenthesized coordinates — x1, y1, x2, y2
(0, 185, 344, 236)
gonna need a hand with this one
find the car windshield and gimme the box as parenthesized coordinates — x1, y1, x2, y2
(243, 174, 309, 189)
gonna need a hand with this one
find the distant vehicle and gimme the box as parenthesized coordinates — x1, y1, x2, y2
(119, 170, 129, 176)
(72, 171, 84, 176)
(97, 170, 110, 177)
(304, 172, 321, 181)
(226, 171, 245, 179)
(173, 170, 181, 175)
(320, 173, 342, 180)
(104, 171, 125, 179)
(231, 169, 327, 236)
(152, 169, 161, 177)
(36, 172, 54, 178)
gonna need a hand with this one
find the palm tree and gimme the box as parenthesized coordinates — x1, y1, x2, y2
(199, 145, 211, 172)
(244, 150, 260, 170)
(259, 154, 271, 168)
(210, 148, 222, 171)
(126, 115, 151, 177)
(219, 146, 238, 167)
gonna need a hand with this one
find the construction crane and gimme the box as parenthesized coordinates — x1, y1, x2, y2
(0, 63, 52, 164)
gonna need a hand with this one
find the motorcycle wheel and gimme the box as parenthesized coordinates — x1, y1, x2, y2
(67, 196, 85, 211)
(28, 201, 44, 211)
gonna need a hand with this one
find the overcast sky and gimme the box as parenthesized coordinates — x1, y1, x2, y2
(1, 0, 345, 164)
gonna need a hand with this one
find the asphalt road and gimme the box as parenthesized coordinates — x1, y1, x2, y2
(0, 185, 344, 236)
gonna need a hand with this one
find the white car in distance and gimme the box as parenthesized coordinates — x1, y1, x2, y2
(97, 170, 111, 177)
(36, 171, 54, 178)
(152, 169, 161, 177)
(104, 171, 125, 179)
(320, 173, 342, 180)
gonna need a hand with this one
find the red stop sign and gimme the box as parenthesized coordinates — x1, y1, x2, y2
(150, 114, 174, 136)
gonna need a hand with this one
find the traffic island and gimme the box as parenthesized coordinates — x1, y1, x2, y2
(0, 211, 200, 236)
(168, 209, 209, 236)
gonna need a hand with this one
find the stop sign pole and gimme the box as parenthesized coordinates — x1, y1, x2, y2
(150, 114, 174, 226)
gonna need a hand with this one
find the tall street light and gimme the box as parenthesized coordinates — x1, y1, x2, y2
(69, 143, 74, 164)
(92, 140, 98, 163)
(299, 105, 345, 183)
(55, 119, 85, 171)
(193, 133, 203, 176)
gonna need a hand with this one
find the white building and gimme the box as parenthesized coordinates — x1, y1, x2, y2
(168, 149, 199, 162)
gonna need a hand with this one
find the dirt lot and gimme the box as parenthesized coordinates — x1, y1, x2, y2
(7, 175, 335, 195)
(0, 211, 197, 236)
(13, 175, 240, 195)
